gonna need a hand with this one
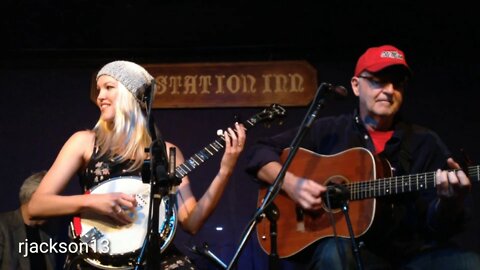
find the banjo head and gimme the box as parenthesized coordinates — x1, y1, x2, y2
(73, 176, 177, 269)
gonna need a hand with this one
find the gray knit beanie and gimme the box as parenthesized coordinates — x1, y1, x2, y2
(96, 60, 154, 104)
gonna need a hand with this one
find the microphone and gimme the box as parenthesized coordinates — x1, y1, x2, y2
(142, 79, 156, 108)
(304, 82, 346, 128)
(312, 82, 348, 106)
(322, 184, 350, 208)
(191, 243, 227, 269)
(329, 84, 348, 97)
(168, 147, 179, 213)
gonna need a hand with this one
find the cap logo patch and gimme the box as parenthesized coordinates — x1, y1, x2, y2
(380, 50, 404, 59)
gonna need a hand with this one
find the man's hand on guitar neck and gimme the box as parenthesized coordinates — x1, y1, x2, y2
(430, 158, 471, 229)
(434, 157, 472, 218)
(435, 158, 471, 200)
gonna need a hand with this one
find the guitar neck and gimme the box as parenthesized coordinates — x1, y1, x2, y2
(348, 165, 480, 200)
(174, 115, 256, 179)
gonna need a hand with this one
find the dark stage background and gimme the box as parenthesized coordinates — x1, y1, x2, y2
(1, 1, 479, 269)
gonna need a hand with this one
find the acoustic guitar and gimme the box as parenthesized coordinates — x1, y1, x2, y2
(256, 147, 479, 258)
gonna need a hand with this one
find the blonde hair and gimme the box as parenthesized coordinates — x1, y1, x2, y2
(93, 82, 151, 171)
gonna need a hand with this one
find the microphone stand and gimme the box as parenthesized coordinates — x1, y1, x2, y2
(264, 202, 279, 270)
(324, 185, 364, 270)
(225, 82, 336, 270)
(135, 80, 170, 270)
(341, 201, 364, 270)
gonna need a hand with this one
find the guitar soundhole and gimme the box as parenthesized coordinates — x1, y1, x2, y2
(322, 175, 349, 211)
(300, 176, 350, 232)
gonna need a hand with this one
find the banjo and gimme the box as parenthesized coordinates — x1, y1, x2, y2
(70, 104, 286, 269)
(70, 176, 176, 269)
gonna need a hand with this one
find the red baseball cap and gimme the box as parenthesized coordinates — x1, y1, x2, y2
(354, 45, 410, 76)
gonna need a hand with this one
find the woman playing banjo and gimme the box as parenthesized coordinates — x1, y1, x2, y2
(28, 61, 246, 269)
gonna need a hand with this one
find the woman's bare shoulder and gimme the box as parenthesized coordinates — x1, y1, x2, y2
(69, 130, 95, 141)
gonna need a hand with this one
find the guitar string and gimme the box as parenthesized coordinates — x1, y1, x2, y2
(347, 166, 479, 200)
(174, 106, 284, 179)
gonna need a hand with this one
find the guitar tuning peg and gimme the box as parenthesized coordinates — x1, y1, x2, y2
(216, 129, 224, 136)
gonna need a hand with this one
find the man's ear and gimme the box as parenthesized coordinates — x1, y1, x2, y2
(351, 77, 360, 97)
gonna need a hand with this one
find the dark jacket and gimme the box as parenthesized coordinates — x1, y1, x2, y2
(0, 209, 57, 270)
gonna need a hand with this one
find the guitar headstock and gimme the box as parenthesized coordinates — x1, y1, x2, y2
(248, 104, 287, 127)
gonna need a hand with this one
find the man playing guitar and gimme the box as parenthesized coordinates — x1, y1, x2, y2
(246, 45, 480, 269)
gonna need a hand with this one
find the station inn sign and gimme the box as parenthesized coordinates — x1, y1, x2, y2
(91, 61, 317, 108)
